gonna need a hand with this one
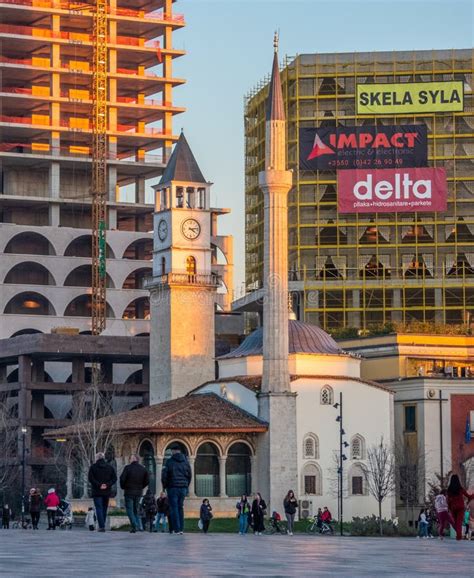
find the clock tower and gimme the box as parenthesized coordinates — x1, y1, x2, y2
(148, 132, 220, 404)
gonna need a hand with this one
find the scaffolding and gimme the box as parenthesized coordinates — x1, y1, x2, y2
(244, 49, 474, 330)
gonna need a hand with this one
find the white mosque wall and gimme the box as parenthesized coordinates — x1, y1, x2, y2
(194, 381, 259, 415)
(293, 377, 395, 521)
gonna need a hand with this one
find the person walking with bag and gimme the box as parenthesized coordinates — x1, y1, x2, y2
(88, 452, 117, 532)
(119, 454, 149, 534)
(447, 474, 472, 541)
(199, 499, 213, 534)
(283, 490, 298, 536)
(236, 494, 250, 535)
(251, 493, 266, 535)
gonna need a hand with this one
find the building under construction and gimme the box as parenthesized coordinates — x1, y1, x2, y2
(241, 49, 474, 331)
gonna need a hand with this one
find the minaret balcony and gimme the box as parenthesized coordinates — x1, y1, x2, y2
(146, 271, 221, 289)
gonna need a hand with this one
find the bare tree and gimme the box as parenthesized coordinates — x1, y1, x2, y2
(0, 402, 20, 503)
(394, 437, 427, 529)
(361, 437, 396, 535)
(53, 377, 131, 498)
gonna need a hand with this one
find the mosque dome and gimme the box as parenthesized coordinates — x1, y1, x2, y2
(220, 319, 342, 359)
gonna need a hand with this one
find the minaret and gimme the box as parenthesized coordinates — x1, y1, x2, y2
(257, 35, 298, 509)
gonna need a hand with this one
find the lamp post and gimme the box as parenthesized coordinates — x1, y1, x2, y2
(334, 393, 347, 537)
(21, 426, 27, 528)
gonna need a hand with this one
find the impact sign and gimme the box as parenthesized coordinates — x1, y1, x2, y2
(299, 125, 427, 170)
(357, 81, 464, 115)
(338, 167, 447, 213)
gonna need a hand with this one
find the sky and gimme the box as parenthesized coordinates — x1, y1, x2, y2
(165, 0, 473, 296)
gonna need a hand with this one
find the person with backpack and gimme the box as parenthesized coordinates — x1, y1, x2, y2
(236, 494, 250, 535)
(142, 489, 157, 533)
(44, 488, 60, 530)
(199, 498, 213, 534)
(283, 490, 298, 536)
(155, 491, 169, 533)
(119, 454, 149, 534)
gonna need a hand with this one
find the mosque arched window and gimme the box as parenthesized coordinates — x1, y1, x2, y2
(302, 462, 322, 496)
(303, 434, 319, 460)
(320, 385, 333, 405)
(186, 256, 197, 276)
(195, 442, 219, 497)
(351, 435, 366, 460)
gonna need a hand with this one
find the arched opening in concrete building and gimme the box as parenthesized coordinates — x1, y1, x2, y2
(64, 265, 114, 288)
(211, 244, 228, 265)
(139, 440, 156, 494)
(64, 235, 115, 258)
(122, 297, 149, 320)
(125, 370, 143, 384)
(122, 239, 153, 260)
(226, 442, 252, 497)
(4, 292, 56, 316)
(195, 442, 219, 497)
(64, 295, 115, 318)
(5, 232, 55, 256)
(4, 262, 56, 286)
(122, 267, 152, 289)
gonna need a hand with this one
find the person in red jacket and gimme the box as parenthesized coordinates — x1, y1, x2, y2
(44, 488, 60, 530)
(447, 474, 472, 540)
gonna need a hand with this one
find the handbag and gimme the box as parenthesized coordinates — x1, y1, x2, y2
(198, 519, 203, 530)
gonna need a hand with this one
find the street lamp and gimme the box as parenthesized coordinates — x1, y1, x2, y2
(21, 426, 27, 528)
(333, 393, 346, 537)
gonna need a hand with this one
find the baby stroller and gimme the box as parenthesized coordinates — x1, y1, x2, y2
(55, 499, 73, 530)
(264, 511, 287, 535)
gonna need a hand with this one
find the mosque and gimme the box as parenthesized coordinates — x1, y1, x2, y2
(51, 44, 395, 521)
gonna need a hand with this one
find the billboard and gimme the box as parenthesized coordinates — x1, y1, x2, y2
(299, 125, 427, 170)
(338, 167, 447, 213)
(357, 81, 464, 115)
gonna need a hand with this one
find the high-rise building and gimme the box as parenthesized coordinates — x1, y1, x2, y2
(0, 0, 185, 339)
(242, 49, 474, 331)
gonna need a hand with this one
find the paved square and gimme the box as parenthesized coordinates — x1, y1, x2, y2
(1, 529, 473, 576)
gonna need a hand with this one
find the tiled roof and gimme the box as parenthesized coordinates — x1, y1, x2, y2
(45, 393, 267, 438)
(158, 132, 207, 185)
(193, 375, 393, 394)
(219, 320, 343, 359)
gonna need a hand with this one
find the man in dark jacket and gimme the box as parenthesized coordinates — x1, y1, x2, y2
(161, 444, 191, 534)
(88, 452, 117, 532)
(120, 454, 149, 533)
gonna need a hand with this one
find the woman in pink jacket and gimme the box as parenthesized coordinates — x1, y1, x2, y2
(44, 488, 60, 530)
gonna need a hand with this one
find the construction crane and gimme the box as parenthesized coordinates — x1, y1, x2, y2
(91, 0, 108, 336)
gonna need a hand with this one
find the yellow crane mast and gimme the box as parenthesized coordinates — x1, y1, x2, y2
(91, 0, 108, 335)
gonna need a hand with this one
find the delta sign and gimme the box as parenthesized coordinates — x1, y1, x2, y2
(337, 167, 447, 214)
(299, 125, 427, 170)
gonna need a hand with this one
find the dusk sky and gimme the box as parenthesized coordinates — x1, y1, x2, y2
(166, 0, 473, 295)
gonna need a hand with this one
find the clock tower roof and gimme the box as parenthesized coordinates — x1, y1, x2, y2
(159, 132, 207, 185)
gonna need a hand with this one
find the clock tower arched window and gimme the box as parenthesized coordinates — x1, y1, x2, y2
(186, 256, 196, 276)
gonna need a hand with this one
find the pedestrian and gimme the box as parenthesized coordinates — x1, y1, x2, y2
(29, 488, 42, 530)
(447, 473, 472, 541)
(2, 504, 12, 529)
(85, 507, 96, 531)
(251, 492, 266, 535)
(283, 490, 298, 536)
(468, 487, 474, 540)
(236, 494, 250, 535)
(119, 454, 149, 534)
(155, 491, 169, 533)
(88, 451, 117, 533)
(138, 498, 146, 532)
(161, 444, 192, 535)
(417, 508, 428, 538)
(142, 489, 157, 533)
(199, 499, 213, 534)
(44, 488, 60, 530)
(434, 489, 451, 540)
(464, 507, 470, 539)
(316, 507, 323, 530)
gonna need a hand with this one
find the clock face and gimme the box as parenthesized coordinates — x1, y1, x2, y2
(181, 218, 201, 240)
(158, 219, 168, 241)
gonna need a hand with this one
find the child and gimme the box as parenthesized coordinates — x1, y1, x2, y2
(434, 489, 451, 540)
(155, 492, 169, 533)
(142, 489, 157, 533)
(417, 508, 428, 538)
(464, 507, 470, 539)
(468, 487, 474, 540)
(2, 504, 11, 529)
(199, 499, 213, 534)
(85, 507, 96, 531)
